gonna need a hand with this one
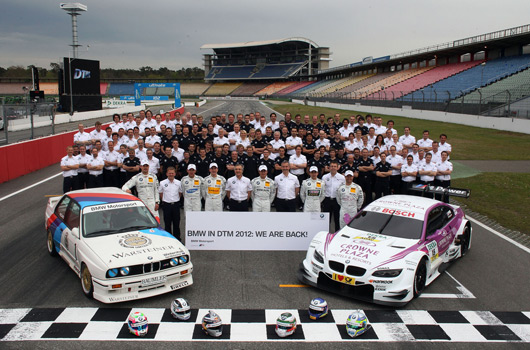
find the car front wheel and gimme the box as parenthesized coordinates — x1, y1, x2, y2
(81, 264, 94, 299)
(413, 259, 427, 298)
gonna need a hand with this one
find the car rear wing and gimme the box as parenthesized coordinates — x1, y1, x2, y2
(409, 184, 470, 200)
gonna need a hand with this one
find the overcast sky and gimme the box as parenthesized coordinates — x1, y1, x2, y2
(1, 0, 529, 70)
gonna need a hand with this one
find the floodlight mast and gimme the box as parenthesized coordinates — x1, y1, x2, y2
(60, 3, 87, 58)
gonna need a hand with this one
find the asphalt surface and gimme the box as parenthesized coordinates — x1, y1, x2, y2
(0, 100, 529, 348)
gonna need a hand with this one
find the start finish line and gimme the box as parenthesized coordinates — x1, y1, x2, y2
(185, 212, 329, 251)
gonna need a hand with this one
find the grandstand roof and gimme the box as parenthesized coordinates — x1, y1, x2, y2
(201, 37, 319, 50)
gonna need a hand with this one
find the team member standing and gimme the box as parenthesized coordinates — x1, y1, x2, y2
(122, 161, 160, 216)
(181, 164, 204, 211)
(322, 161, 345, 230)
(386, 145, 403, 194)
(76, 145, 91, 189)
(300, 166, 325, 212)
(419, 153, 437, 198)
(400, 155, 418, 194)
(61, 146, 79, 193)
(159, 167, 182, 240)
(374, 152, 392, 199)
(202, 163, 226, 211)
(274, 161, 300, 212)
(356, 149, 374, 206)
(434, 151, 453, 202)
(336, 170, 364, 229)
(251, 165, 276, 212)
(87, 148, 104, 188)
(103, 141, 120, 187)
(226, 164, 252, 211)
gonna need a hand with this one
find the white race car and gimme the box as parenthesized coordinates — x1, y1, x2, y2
(298, 194, 472, 306)
(45, 187, 193, 303)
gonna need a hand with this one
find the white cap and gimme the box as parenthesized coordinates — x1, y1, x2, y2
(141, 160, 149, 166)
(187, 164, 196, 170)
(209, 162, 218, 168)
(160, 109, 164, 114)
(258, 165, 268, 171)
(309, 166, 318, 172)
(345, 170, 354, 176)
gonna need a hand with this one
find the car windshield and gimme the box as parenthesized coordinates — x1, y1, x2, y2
(347, 210, 424, 240)
(82, 203, 158, 237)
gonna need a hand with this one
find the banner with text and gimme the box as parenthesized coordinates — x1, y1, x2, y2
(185, 212, 329, 251)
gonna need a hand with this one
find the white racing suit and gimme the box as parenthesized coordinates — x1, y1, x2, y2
(122, 173, 160, 217)
(300, 178, 325, 212)
(336, 183, 364, 229)
(202, 175, 226, 211)
(250, 176, 276, 212)
(181, 175, 204, 211)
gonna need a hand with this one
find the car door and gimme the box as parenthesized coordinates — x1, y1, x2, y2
(424, 206, 445, 265)
(436, 205, 457, 253)
(51, 196, 71, 251)
(61, 200, 81, 266)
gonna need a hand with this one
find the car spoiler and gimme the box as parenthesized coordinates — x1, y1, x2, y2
(409, 184, 470, 199)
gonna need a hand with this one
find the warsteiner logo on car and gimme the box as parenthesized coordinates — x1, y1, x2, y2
(119, 234, 152, 248)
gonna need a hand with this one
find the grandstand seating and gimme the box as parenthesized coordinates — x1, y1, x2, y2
(319, 75, 374, 96)
(358, 67, 433, 99)
(291, 79, 338, 96)
(180, 83, 211, 96)
(206, 63, 305, 80)
(203, 82, 242, 96)
(0, 83, 27, 95)
(400, 54, 530, 102)
(251, 63, 305, 79)
(254, 82, 296, 96)
(100, 83, 108, 95)
(329, 72, 394, 97)
(274, 81, 315, 96)
(367, 61, 482, 100)
(206, 66, 255, 80)
(452, 67, 530, 104)
(230, 82, 270, 96)
(107, 83, 135, 96)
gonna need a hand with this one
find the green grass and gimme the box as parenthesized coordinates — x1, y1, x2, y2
(452, 173, 530, 234)
(269, 103, 530, 160)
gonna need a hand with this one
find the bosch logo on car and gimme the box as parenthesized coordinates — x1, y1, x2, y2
(73, 69, 91, 79)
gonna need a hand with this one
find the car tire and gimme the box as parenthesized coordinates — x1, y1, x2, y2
(81, 264, 94, 299)
(47, 230, 58, 257)
(460, 224, 471, 257)
(413, 259, 427, 298)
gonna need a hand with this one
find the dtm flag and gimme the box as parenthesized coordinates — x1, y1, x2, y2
(185, 212, 329, 251)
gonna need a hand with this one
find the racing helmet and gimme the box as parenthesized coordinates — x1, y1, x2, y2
(275, 312, 297, 337)
(202, 310, 223, 337)
(308, 297, 329, 320)
(171, 297, 191, 321)
(127, 311, 148, 337)
(346, 310, 369, 338)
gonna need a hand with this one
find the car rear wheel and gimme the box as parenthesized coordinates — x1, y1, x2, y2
(81, 264, 94, 299)
(47, 230, 58, 257)
(413, 259, 427, 298)
(460, 225, 471, 257)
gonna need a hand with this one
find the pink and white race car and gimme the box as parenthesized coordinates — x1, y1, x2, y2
(298, 193, 471, 306)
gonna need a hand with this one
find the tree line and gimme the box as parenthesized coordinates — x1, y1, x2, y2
(0, 64, 205, 81)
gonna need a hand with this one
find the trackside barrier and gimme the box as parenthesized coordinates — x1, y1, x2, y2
(0, 105, 185, 184)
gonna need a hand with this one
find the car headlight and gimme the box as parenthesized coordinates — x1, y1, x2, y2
(120, 267, 130, 276)
(170, 258, 179, 267)
(313, 250, 324, 264)
(372, 269, 402, 278)
(178, 255, 188, 264)
(108, 268, 119, 277)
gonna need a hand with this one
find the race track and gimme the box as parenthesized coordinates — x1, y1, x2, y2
(0, 100, 529, 349)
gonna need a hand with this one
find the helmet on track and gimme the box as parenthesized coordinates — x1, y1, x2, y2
(308, 297, 329, 320)
(202, 310, 223, 337)
(346, 310, 369, 338)
(171, 297, 191, 321)
(127, 311, 148, 337)
(275, 312, 297, 337)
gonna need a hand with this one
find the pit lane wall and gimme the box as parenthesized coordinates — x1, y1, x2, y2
(292, 100, 530, 135)
(0, 105, 185, 184)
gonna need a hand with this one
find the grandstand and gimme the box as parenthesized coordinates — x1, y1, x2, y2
(201, 38, 330, 81)
(203, 82, 242, 96)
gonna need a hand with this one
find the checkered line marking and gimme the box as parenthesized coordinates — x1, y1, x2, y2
(0, 308, 529, 342)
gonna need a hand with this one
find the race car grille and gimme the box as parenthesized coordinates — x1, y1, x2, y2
(106, 256, 189, 278)
(317, 272, 374, 301)
(346, 265, 366, 276)
(328, 261, 345, 273)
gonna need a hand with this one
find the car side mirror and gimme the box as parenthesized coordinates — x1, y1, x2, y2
(343, 213, 351, 224)
(71, 227, 80, 239)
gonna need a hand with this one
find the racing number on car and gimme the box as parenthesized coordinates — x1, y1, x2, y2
(332, 273, 355, 285)
(426, 240, 439, 261)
